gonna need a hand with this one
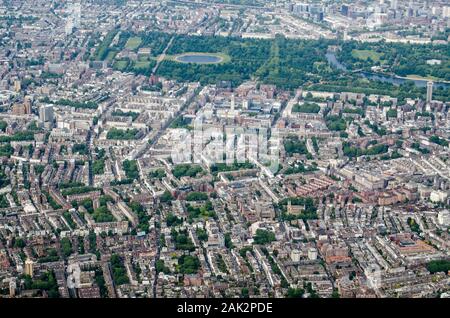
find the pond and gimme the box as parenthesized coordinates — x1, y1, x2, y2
(175, 54, 223, 64)
(325, 52, 450, 89)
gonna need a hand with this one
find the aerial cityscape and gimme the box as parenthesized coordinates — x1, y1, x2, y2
(0, 0, 449, 300)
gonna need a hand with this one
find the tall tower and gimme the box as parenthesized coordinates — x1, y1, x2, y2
(426, 81, 433, 104)
(14, 80, 21, 92)
(9, 279, 16, 297)
(24, 259, 34, 277)
(65, 19, 73, 35)
(39, 105, 54, 123)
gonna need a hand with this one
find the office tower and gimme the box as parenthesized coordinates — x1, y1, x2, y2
(14, 80, 21, 92)
(39, 105, 54, 123)
(24, 259, 34, 277)
(426, 81, 433, 104)
(9, 280, 16, 297)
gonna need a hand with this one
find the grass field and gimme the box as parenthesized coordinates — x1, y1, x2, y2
(352, 49, 384, 62)
(105, 50, 118, 61)
(113, 60, 129, 71)
(403, 74, 447, 82)
(134, 61, 152, 69)
(125, 36, 142, 50)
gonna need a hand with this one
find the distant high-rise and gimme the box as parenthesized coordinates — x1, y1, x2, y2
(39, 105, 54, 123)
(14, 80, 21, 92)
(65, 19, 73, 35)
(73, 3, 81, 27)
(426, 81, 433, 104)
(9, 280, 16, 297)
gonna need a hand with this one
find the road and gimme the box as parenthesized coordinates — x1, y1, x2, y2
(151, 36, 175, 75)
(168, 0, 268, 10)
(282, 89, 302, 118)
(87, 97, 116, 186)
(135, 86, 200, 160)
(151, 213, 162, 298)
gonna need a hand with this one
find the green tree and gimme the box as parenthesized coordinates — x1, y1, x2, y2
(253, 229, 276, 245)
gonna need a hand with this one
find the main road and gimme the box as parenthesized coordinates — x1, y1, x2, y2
(151, 36, 175, 75)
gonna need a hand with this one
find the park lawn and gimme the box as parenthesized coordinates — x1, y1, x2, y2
(114, 60, 129, 71)
(404, 74, 443, 82)
(137, 55, 151, 62)
(105, 50, 118, 61)
(406, 74, 439, 81)
(352, 49, 384, 63)
(134, 61, 152, 69)
(125, 36, 142, 50)
(163, 54, 176, 61)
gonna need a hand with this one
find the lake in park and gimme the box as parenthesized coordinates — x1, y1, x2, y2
(175, 54, 223, 64)
(325, 52, 450, 89)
